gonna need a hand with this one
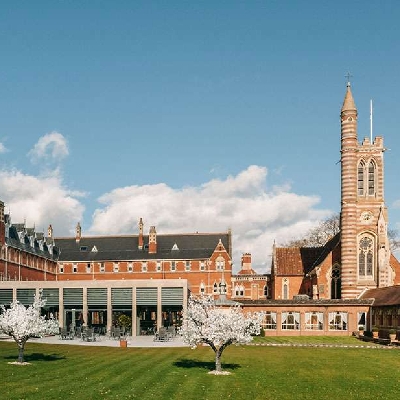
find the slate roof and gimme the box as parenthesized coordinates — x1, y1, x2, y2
(55, 232, 231, 262)
(6, 224, 59, 260)
(361, 285, 400, 307)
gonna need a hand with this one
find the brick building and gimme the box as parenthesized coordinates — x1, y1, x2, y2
(1, 82, 400, 336)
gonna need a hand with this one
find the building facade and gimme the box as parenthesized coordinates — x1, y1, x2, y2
(0, 82, 399, 337)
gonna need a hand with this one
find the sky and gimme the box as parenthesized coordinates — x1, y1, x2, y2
(1, 1, 400, 273)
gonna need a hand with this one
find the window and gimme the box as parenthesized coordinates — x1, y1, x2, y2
(156, 261, 161, 272)
(141, 262, 147, 272)
(199, 282, 205, 295)
(329, 312, 347, 330)
(216, 256, 225, 271)
(86, 263, 91, 273)
(281, 312, 300, 330)
(73, 264, 78, 273)
(185, 261, 191, 271)
(200, 261, 205, 271)
(262, 312, 277, 330)
(368, 161, 376, 196)
(358, 312, 366, 330)
(264, 285, 269, 298)
(170, 261, 176, 272)
(305, 312, 324, 330)
(213, 282, 218, 294)
(80, 246, 88, 251)
(234, 285, 244, 297)
(357, 161, 365, 196)
(359, 235, 374, 278)
(331, 264, 341, 299)
(113, 263, 119, 273)
(59, 264, 64, 274)
(127, 263, 133, 273)
(99, 263, 105, 273)
(282, 278, 289, 299)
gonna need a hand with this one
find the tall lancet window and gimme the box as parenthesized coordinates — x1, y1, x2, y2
(359, 235, 374, 278)
(357, 161, 365, 196)
(368, 161, 376, 196)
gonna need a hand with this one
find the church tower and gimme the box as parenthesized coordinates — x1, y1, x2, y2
(340, 82, 392, 299)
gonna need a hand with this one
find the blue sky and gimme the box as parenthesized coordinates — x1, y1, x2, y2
(1, 1, 400, 272)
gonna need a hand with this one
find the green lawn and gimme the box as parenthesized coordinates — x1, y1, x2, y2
(0, 338, 399, 400)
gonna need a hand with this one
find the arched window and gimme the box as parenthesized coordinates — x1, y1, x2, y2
(330, 264, 341, 299)
(357, 161, 365, 196)
(263, 285, 269, 298)
(359, 235, 374, 278)
(282, 278, 289, 300)
(368, 160, 376, 196)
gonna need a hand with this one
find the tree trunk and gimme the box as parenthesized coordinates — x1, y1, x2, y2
(215, 348, 223, 372)
(17, 341, 26, 363)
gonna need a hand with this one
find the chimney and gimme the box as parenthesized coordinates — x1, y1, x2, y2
(47, 224, 53, 239)
(241, 253, 252, 271)
(148, 226, 157, 254)
(75, 222, 82, 243)
(138, 218, 144, 250)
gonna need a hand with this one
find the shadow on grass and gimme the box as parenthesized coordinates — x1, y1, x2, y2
(174, 358, 240, 371)
(5, 353, 65, 362)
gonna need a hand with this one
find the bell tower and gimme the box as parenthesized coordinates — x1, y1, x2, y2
(340, 82, 391, 299)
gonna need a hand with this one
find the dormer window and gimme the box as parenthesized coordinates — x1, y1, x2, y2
(172, 243, 179, 251)
(91, 245, 98, 252)
(80, 246, 88, 252)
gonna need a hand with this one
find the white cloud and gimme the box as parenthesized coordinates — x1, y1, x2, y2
(0, 142, 7, 154)
(28, 131, 69, 164)
(89, 165, 332, 273)
(0, 169, 84, 236)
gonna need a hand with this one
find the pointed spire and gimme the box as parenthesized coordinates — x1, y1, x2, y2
(341, 81, 357, 113)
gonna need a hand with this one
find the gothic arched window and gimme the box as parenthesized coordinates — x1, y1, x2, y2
(359, 235, 374, 278)
(330, 264, 341, 299)
(357, 161, 365, 196)
(368, 160, 376, 196)
(282, 278, 289, 300)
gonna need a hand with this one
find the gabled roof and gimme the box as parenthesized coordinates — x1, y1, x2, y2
(361, 285, 400, 307)
(273, 233, 340, 276)
(273, 247, 322, 276)
(55, 232, 231, 262)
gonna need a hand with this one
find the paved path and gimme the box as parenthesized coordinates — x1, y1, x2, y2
(1, 335, 188, 348)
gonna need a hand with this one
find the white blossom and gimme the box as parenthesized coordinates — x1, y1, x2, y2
(0, 291, 59, 363)
(179, 295, 264, 373)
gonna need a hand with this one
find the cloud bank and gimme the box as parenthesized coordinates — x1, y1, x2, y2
(1, 134, 332, 274)
(89, 165, 331, 273)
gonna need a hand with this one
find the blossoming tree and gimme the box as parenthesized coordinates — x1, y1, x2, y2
(0, 291, 59, 364)
(179, 295, 264, 374)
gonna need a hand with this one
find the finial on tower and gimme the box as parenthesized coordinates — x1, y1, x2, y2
(345, 71, 353, 87)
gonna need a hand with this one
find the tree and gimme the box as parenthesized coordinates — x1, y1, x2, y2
(0, 291, 59, 364)
(283, 213, 340, 247)
(179, 295, 264, 374)
(283, 213, 400, 250)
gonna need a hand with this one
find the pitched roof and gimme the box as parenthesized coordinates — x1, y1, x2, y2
(273, 247, 323, 276)
(273, 233, 340, 276)
(55, 232, 231, 262)
(361, 285, 400, 307)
